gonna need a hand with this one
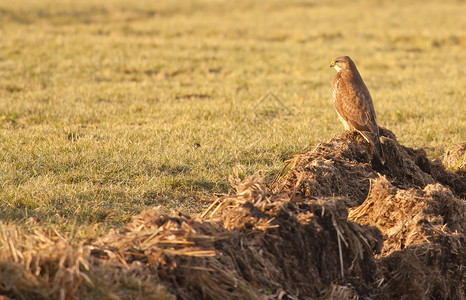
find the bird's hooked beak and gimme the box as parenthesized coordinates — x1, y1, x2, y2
(330, 61, 342, 71)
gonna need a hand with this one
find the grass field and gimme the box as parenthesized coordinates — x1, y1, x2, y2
(0, 0, 465, 238)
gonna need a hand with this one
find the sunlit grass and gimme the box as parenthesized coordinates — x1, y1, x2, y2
(0, 0, 464, 237)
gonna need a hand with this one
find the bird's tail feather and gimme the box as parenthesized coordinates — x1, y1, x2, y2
(360, 131, 386, 165)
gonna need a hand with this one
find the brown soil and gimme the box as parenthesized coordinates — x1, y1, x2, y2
(0, 128, 464, 299)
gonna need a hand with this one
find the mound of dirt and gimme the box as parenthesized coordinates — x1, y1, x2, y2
(205, 176, 384, 298)
(0, 128, 464, 300)
(91, 189, 383, 299)
(273, 128, 465, 203)
(349, 177, 465, 299)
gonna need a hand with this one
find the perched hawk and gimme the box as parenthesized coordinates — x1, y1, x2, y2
(330, 56, 385, 164)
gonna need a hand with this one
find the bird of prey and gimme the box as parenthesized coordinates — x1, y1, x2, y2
(330, 56, 386, 164)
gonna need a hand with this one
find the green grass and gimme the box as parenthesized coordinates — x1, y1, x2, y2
(0, 0, 465, 237)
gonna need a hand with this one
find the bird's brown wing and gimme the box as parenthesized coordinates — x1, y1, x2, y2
(333, 73, 386, 164)
(334, 78, 379, 134)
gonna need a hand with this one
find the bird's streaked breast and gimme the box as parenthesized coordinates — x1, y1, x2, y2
(332, 77, 341, 103)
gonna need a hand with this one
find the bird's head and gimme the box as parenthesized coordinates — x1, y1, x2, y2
(330, 56, 352, 72)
